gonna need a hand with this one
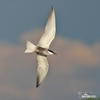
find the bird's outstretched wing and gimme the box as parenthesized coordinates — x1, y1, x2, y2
(36, 54, 49, 87)
(38, 7, 56, 49)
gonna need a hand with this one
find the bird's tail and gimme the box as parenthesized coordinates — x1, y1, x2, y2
(24, 40, 36, 53)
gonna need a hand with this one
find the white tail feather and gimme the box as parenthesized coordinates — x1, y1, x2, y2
(24, 40, 36, 53)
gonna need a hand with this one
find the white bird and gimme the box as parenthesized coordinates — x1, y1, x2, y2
(24, 7, 56, 87)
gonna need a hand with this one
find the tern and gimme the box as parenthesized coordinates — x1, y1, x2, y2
(24, 7, 56, 87)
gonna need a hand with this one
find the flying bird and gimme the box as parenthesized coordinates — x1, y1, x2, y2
(24, 7, 56, 87)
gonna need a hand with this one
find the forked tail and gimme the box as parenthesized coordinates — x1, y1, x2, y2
(24, 40, 36, 53)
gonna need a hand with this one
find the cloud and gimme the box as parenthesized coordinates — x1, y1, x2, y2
(62, 41, 100, 66)
(21, 29, 100, 67)
(0, 29, 100, 100)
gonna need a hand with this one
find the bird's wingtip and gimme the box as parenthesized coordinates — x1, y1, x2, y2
(36, 76, 40, 88)
(51, 6, 54, 11)
(36, 83, 40, 88)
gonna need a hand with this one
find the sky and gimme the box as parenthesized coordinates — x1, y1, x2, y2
(0, 0, 100, 100)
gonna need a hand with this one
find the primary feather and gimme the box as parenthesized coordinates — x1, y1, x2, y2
(36, 55, 49, 87)
(38, 7, 56, 49)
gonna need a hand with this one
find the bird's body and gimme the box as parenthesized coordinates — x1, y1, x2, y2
(36, 47, 56, 56)
(36, 47, 50, 56)
(25, 7, 56, 87)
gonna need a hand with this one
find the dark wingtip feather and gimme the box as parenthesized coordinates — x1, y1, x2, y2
(51, 6, 54, 11)
(36, 83, 40, 88)
(36, 76, 40, 88)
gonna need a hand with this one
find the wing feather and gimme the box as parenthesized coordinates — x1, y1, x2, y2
(36, 54, 49, 87)
(38, 7, 56, 49)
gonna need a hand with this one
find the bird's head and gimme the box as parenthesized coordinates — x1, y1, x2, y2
(48, 49, 56, 55)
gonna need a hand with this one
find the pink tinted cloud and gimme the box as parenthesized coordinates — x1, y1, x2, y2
(0, 30, 100, 99)
(64, 42, 100, 66)
(0, 30, 100, 76)
(20, 30, 100, 77)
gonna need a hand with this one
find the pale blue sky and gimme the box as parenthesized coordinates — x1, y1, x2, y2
(0, 0, 100, 43)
